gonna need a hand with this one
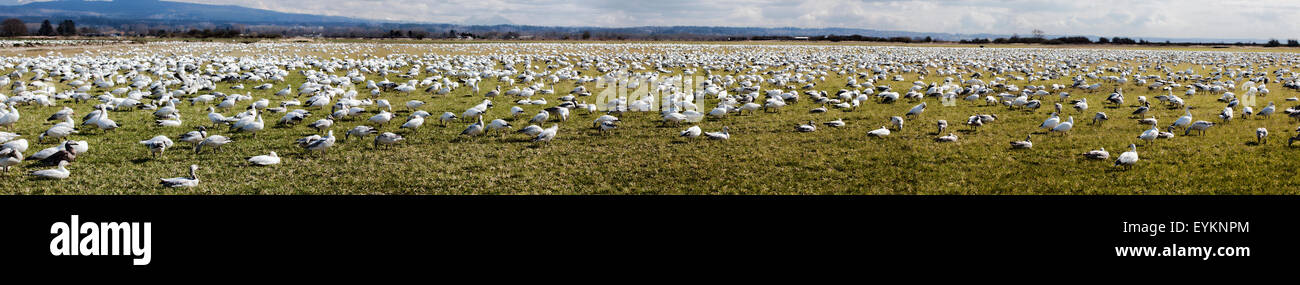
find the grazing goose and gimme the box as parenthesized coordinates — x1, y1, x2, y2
(303, 130, 336, 154)
(888, 116, 904, 130)
(1137, 117, 1157, 126)
(307, 116, 334, 133)
(935, 133, 958, 142)
(159, 165, 200, 188)
(439, 112, 458, 127)
(867, 126, 891, 137)
(346, 126, 379, 141)
(178, 126, 207, 144)
(1219, 106, 1233, 123)
(935, 119, 947, 134)
(235, 115, 264, 137)
(704, 126, 730, 140)
(593, 115, 619, 129)
(1131, 103, 1149, 117)
(529, 111, 550, 124)
(810, 104, 827, 113)
(406, 100, 425, 111)
(1138, 125, 1159, 143)
(38, 125, 77, 143)
(2, 139, 29, 153)
(46, 107, 74, 122)
(0, 147, 23, 171)
(796, 121, 817, 133)
(597, 120, 618, 135)
(368, 110, 394, 127)
(1258, 102, 1275, 118)
(401, 113, 426, 131)
(207, 107, 234, 128)
(487, 119, 513, 135)
(824, 118, 845, 128)
(374, 132, 404, 148)
(1051, 116, 1074, 135)
(510, 106, 525, 118)
(247, 151, 280, 166)
(1169, 108, 1192, 131)
(1010, 135, 1033, 149)
(518, 125, 544, 136)
(533, 124, 559, 143)
(1082, 148, 1110, 160)
(0, 132, 19, 144)
(1114, 144, 1139, 170)
(906, 102, 926, 118)
(194, 135, 232, 154)
(1038, 112, 1060, 130)
(139, 135, 174, 158)
(966, 115, 984, 132)
(1256, 128, 1268, 144)
(1073, 98, 1088, 113)
(28, 160, 70, 180)
(1184, 121, 1214, 136)
(1092, 112, 1108, 125)
(681, 125, 702, 139)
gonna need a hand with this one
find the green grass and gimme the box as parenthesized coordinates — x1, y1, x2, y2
(2, 42, 1299, 194)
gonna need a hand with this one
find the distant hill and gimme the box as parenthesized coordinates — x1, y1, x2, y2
(0, 0, 364, 24)
(0, 0, 1265, 43)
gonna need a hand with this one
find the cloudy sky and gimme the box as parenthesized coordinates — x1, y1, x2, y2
(7, 0, 1300, 40)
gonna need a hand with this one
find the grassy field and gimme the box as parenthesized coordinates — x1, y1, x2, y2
(1, 41, 1298, 194)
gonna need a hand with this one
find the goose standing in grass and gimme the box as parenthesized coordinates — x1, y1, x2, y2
(906, 102, 926, 118)
(38, 125, 77, 143)
(518, 124, 544, 136)
(29, 160, 69, 180)
(139, 135, 174, 158)
(681, 125, 702, 139)
(510, 106, 525, 118)
(1010, 135, 1033, 149)
(1092, 112, 1108, 125)
(1258, 102, 1275, 119)
(487, 119, 513, 135)
(1256, 128, 1268, 144)
(1073, 98, 1088, 113)
(159, 164, 200, 188)
(890, 116, 904, 130)
(796, 121, 817, 132)
(1169, 108, 1192, 131)
(1219, 106, 1233, 123)
(0, 146, 21, 171)
(1052, 116, 1074, 135)
(597, 120, 618, 135)
(439, 112, 458, 127)
(1184, 120, 1214, 136)
(368, 110, 393, 128)
(406, 100, 425, 111)
(303, 130, 336, 155)
(936, 119, 947, 134)
(1131, 102, 1149, 117)
(207, 107, 233, 128)
(1114, 144, 1139, 170)
(0, 105, 19, 130)
(824, 118, 845, 128)
(247, 151, 280, 166)
(593, 115, 619, 129)
(1039, 112, 1060, 130)
(935, 133, 958, 142)
(1082, 147, 1110, 160)
(529, 111, 550, 124)
(533, 124, 559, 143)
(179, 126, 207, 145)
(235, 115, 264, 137)
(346, 125, 378, 141)
(867, 126, 891, 137)
(374, 132, 404, 148)
(704, 126, 730, 140)
(966, 115, 984, 132)
(46, 107, 74, 122)
(401, 113, 426, 131)
(194, 135, 232, 154)
(1138, 125, 1159, 143)
(462, 116, 485, 137)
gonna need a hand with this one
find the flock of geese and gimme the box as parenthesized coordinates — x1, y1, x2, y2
(2, 41, 1300, 189)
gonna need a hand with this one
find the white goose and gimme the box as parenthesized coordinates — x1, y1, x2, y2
(194, 135, 232, 154)
(159, 164, 200, 187)
(1082, 148, 1110, 160)
(29, 160, 70, 180)
(704, 126, 730, 140)
(1051, 116, 1074, 135)
(0, 147, 22, 171)
(247, 151, 280, 166)
(533, 124, 559, 143)
(935, 133, 958, 142)
(1114, 144, 1139, 170)
(139, 135, 174, 158)
(374, 132, 404, 148)
(1010, 135, 1033, 149)
(681, 125, 702, 139)
(867, 126, 891, 137)
(796, 121, 817, 132)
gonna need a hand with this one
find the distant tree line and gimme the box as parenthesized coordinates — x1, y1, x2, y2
(2, 18, 79, 36)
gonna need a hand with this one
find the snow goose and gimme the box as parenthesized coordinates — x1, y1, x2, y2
(0, 132, 18, 144)
(303, 130, 336, 154)
(28, 160, 69, 180)
(597, 120, 617, 135)
(529, 111, 550, 124)
(439, 112, 458, 127)
(532, 124, 558, 143)
(1137, 117, 1157, 126)
(935, 133, 958, 142)
(194, 135, 232, 154)
(2, 139, 28, 153)
(139, 135, 174, 158)
(867, 126, 891, 137)
(159, 165, 200, 188)
(518, 125, 544, 136)
(247, 151, 280, 166)
(1258, 102, 1276, 118)
(1082, 148, 1110, 160)
(401, 113, 426, 131)
(966, 115, 984, 132)
(46, 107, 74, 122)
(1257, 128, 1268, 144)
(1114, 144, 1139, 170)
(1092, 112, 1108, 125)
(345, 125, 378, 141)
(890, 116, 904, 130)
(1184, 120, 1214, 136)
(179, 126, 207, 145)
(207, 107, 234, 128)
(906, 102, 926, 118)
(0, 105, 19, 130)
(681, 125, 702, 139)
(0, 147, 21, 171)
(235, 115, 264, 137)
(1169, 108, 1192, 131)
(510, 106, 525, 118)
(704, 126, 730, 140)
(1219, 106, 1233, 123)
(1039, 112, 1060, 130)
(1010, 135, 1033, 149)
(461, 116, 485, 137)
(936, 120, 947, 134)
(824, 118, 845, 128)
(1051, 116, 1074, 135)
(1138, 125, 1159, 143)
(38, 125, 77, 143)
(593, 115, 619, 129)
(374, 132, 404, 148)
(487, 119, 512, 135)
(796, 121, 817, 133)
(368, 110, 393, 127)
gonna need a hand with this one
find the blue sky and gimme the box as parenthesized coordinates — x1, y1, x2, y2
(7, 0, 1299, 40)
